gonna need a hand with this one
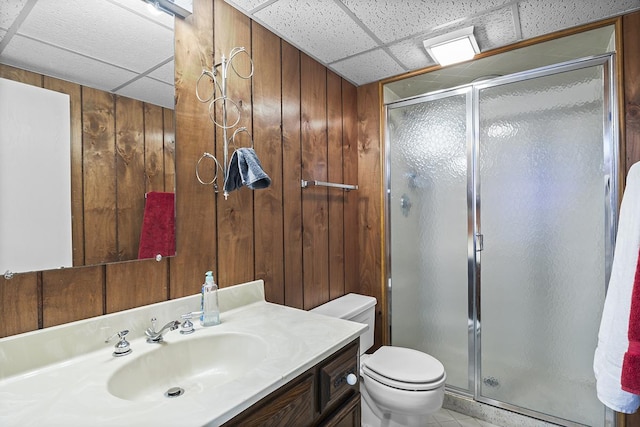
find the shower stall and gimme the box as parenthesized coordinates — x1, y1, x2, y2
(385, 55, 617, 426)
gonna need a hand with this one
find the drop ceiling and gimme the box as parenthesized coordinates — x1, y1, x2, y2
(0, 0, 175, 109)
(0, 0, 639, 111)
(227, 0, 640, 86)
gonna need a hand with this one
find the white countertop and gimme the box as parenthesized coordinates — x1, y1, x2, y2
(0, 280, 365, 426)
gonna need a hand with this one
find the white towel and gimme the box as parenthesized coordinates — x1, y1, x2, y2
(594, 162, 640, 413)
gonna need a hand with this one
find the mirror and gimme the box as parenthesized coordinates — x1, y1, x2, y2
(0, 0, 177, 274)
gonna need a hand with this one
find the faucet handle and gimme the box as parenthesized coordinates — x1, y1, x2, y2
(105, 330, 132, 357)
(180, 311, 202, 335)
(150, 317, 158, 333)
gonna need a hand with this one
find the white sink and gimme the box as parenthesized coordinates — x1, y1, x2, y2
(107, 332, 267, 401)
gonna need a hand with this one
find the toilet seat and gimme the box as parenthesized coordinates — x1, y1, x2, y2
(362, 346, 446, 391)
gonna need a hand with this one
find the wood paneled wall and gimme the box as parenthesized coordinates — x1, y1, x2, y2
(0, 64, 175, 267)
(0, 0, 360, 339)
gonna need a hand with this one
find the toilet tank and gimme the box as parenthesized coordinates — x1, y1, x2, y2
(310, 293, 377, 353)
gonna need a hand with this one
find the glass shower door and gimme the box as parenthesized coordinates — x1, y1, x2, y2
(476, 60, 613, 425)
(387, 88, 472, 392)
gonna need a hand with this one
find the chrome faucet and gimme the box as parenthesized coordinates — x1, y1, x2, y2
(145, 317, 180, 343)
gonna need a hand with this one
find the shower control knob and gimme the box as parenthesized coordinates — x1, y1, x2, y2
(346, 373, 357, 386)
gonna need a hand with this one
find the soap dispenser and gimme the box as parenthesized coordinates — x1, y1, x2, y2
(201, 271, 220, 326)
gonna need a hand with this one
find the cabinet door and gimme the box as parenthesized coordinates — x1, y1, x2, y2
(318, 340, 359, 412)
(223, 373, 315, 427)
(317, 393, 360, 427)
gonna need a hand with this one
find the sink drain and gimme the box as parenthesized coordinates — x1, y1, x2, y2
(164, 386, 185, 398)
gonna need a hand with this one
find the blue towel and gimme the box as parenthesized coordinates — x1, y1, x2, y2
(224, 148, 271, 195)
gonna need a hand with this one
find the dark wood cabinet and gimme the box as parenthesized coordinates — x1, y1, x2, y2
(223, 339, 360, 427)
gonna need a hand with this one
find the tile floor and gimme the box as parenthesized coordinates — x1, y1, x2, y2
(426, 408, 502, 427)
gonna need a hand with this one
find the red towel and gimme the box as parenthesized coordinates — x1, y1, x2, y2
(138, 192, 175, 259)
(622, 246, 640, 395)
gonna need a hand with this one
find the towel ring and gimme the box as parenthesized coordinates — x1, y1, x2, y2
(196, 152, 222, 188)
(208, 96, 241, 129)
(229, 126, 254, 150)
(228, 47, 254, 80)
(195, 70, 219, 103)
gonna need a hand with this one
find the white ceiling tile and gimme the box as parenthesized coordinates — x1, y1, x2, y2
(18, 0, 173, 73)
(225, 0, 274, 11)
(388, 39, 436, 71)
(148, 60, 175, 86)
(116, 77, 174, 109)
(470, 6, 519, 50)
(254, 0, 377, 63)
(331, 49, 405, 85)
(0, 0, 28, 29)
(339, 0, 513, 44)
(518, 0, 640, 39)
(2, 35, 137, 91)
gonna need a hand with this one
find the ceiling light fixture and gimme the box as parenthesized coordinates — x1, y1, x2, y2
(423, 26, 480, 66)
(143, 0, 192, 19)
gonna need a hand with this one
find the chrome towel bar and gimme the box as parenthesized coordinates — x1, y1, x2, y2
(301, 179, 358, 191)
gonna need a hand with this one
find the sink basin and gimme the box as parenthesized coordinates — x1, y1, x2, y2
(107, 332, 267, 401)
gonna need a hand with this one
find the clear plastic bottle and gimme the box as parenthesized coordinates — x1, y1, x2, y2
(201, 271, 220, 326)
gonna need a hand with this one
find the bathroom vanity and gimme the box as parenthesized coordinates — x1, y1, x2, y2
(0, 280, 364, 426)
(223, 339, 360, 426)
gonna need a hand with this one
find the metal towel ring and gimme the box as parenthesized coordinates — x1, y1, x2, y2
(229, 127, 254, 150)
(196, 152, 222, 188)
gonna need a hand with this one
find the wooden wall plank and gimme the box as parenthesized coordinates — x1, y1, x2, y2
(106, 259, 168, 313)
(214, 0, 254, 288)
(282, 41, 304, 309)
(0, 64, 42, 86)
(116, 97, 146, 261)
(0, 273, 38, 337)
(163, 108, 176, 192)
(43, 77, 85, 267)
(301, 53, 329, 310)
(83, 87, 117, 265)
(342, 80, 359, 295)
(144, 103, 166, 193)
(42, 266, 103, 327)
(327, 70, 345, 300)
(357, 82, 383, 350)
(171, 0, 217, 298)
(252, 22, 285, 304)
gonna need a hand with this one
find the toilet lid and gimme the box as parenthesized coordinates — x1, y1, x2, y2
(362, 346, 446, 391)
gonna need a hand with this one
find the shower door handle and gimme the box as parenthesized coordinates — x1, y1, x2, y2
(476, 233, 484, 252)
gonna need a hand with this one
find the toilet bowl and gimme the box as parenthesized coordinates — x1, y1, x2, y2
(311, 294, 446, 427)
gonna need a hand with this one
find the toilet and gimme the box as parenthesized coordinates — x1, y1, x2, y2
(311, 294, 446, 427)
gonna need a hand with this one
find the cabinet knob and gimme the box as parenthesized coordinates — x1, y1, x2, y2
(346, 373, 358, 386)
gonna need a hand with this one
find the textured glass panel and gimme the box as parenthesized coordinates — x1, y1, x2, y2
(388, 93, 470, 391)
(478, 66, 606, 425)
